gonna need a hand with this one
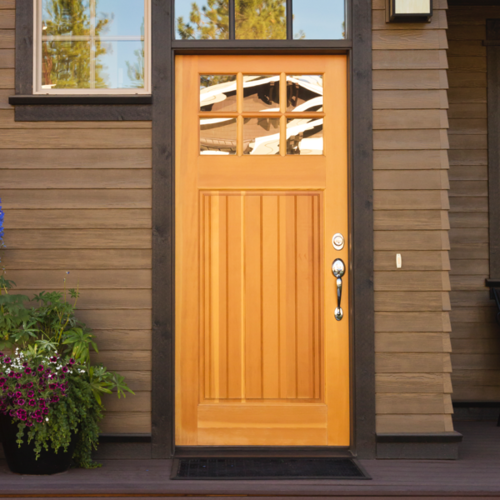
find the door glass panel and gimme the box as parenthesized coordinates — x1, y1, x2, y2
(175, 0, 229, 39)
(243, 117, 280, 155)
(235, 0, 286, 40)
(243, 75, 280, 112)
(293, 0, 345, 40)
(286, 118, 323, 155)
(200, 75, 237, 112)
(286, 75, 323, 112)
(200, 117, 237, 155)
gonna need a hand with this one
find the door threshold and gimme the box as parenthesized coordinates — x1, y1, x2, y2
(174, 446, 353, 458)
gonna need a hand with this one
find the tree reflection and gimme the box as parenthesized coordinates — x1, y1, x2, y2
(41, 0, 145, 89)
(177, 0, 286, 40)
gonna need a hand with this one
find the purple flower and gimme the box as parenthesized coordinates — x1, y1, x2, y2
(62, 366, 69, 373)
(4, 357, 11, 364)
(0, 353, 3, 358)
(16, 399, 25, 406)
(42, 408, 49, 415)
(33, 410, 41, 418)
(0, 378, 5, 386)
(51, 396, 59, 403)
(59, 374, 66, 380)
(8, 373, 14, 378)
(36, 417, 43, 424)
(48, 384, 56, 390)
(27, 382, 33, 388)
(50, 357, 58, 363)
(26, 421, 33, 427)
(37, 365, 44, 372)
(24, 367, 32, 375)
(14, 391, 22, 398)
(22, 362, 28, 368)
(15, 373, 22, 379)
(69, 358, 75, 365)
(27, 390, 34, 398)
(28, 399, 36, 407)
(39, 399, 46, 408)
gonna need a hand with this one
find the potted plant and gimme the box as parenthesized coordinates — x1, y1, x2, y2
(0, 276, 134, 473)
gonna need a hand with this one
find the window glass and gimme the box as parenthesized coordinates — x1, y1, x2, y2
(243, 75, 280, 112)
(243, 118, 280, 155)
(200, 75, 237, 112)
(200, 118, 237, 155)
(286, 75, 323, 112)
(175, 0, 229, 39)
(235, 0, 286, 40)
(293, 0, 345, 40)
(286, 118, 323, 155)
(39, 0, 148, 92)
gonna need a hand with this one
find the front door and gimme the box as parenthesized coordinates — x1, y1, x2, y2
(175, 55, 349, 447)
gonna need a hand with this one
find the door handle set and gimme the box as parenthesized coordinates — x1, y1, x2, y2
(332, 258, 345, 321)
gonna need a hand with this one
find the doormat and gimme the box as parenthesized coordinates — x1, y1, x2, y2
(171, 457, 370, 480)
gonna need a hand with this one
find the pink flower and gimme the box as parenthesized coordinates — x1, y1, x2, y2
(28, 399, 36, 407)
(27, 390, 34, 398)
(42, 408, 49, 415)
(16, 399, 25, 406)
(24, 367, 32, 375)
(62, 366, 69, 373)
(14, 391, 22, 398)
(37, 365, 44, 372)
(3, 357, 11, 364)
(69, 358, 75, 365)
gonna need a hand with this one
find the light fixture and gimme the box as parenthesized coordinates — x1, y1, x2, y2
(388, 0, 432, 22)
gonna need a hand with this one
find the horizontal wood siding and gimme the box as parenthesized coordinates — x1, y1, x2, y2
(373, 0, 454, 434)
(447, 5, 500, 403)
(0, 5, 152, 434)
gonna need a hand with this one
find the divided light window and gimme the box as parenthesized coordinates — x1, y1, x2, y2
(34, 0, 151, 94)
(175, 0, 346, 40)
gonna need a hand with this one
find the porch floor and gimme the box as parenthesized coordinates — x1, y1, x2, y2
(0, 420, 499, 499)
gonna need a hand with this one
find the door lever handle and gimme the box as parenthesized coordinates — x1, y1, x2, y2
(332, 259, 345, 321)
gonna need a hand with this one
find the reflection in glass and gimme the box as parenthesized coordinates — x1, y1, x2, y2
(96, 41, 145, 89)
(96, 0, 145, 37)
(200, 75, 237, 112)
(243, 118, 280, 155)
(235, 0, 286, 39)
(42, 41, 91, 89)
(243, 75, 280, 112)
(286, 75, 323, 112)
(293, 0, 345, 40)
(41, 0, 146, 90)
(200, 117, 237, 155)
(176, 0, 229, 39)
(42, 0, 90, 36)
(286, 118, 323, 155)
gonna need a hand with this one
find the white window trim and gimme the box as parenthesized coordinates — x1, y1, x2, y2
(33, 0, 151, 95)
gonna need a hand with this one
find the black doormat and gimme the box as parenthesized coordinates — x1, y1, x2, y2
(171, 457, 370, 480)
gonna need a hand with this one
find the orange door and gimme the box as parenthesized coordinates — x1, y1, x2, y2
(175, 55, 349, 446)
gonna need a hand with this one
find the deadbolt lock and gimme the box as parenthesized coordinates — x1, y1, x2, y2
(332, 233, 345, 251)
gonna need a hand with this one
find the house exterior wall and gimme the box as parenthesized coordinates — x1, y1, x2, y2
(0, 0, 459, 439)
(448, 4, 500, 403)
(0, 1, 153, 434)
(372, 0, 455, 433)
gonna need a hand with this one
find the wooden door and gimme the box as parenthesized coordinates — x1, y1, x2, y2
(175, 55, 349, 447)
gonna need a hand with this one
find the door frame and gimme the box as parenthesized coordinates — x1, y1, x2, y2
(150, 0, 375, 459)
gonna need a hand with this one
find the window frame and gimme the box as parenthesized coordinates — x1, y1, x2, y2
(32, 0, 152, 95)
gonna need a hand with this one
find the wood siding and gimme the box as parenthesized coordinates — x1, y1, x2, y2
(0, 5, 152, 434)
(373, 0, 454, 433)
(447, 5, 500, 403)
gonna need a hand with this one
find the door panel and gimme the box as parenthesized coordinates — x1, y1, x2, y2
(176, 55, 349, 447)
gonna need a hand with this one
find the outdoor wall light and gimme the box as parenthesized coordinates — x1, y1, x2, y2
(388, 0, 432, 22)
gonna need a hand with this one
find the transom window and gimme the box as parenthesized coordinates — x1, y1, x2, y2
(175, 0, 346, 40)
(199, 73, 324, 155)
(34, 0, 150, 94)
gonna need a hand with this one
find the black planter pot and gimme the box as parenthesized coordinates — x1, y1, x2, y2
(0, 413, 77, 475)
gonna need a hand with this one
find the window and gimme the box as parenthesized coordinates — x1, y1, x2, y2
(34, 0, 151, 94)
(175, 0, 346, 40)
(199, 73, 324, 155)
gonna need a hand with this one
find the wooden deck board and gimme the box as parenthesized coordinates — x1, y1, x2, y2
(0, 422, 498, 497)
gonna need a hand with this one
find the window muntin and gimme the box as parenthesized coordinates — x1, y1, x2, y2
(35, 0, 151, 94)
(175, 0, 346, 40)
(199, 73, 324, 156)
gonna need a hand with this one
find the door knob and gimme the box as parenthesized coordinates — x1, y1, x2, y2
(332, 259, 345, 321)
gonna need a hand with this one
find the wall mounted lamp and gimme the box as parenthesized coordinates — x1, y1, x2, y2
(388, 0, 433, 22)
